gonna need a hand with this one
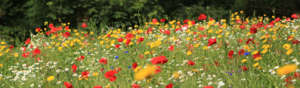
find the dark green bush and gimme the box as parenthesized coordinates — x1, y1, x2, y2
(1, 0, 300, 44)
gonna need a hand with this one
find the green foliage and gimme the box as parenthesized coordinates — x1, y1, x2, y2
(1, 0, 300, 44)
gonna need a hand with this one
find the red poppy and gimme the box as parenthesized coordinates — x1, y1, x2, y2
(81, 22, 88, 28)
(132, 84, 141, 88)
(49, 23, 54, 29)
(94, 86, 102, 88)
(22, 52, 30, 58)
(36, 57, 41, 61)
(198, 27, 205, 31)
(155, 66, 161, 73)
(76, 56, 85, 61)
(118, 38, 124, 42)
(147, 27, 153, 34)
(125, 33, 134, 39)
(46, 31, 51, 35)
(32, 48, 41, 56)
(151, 56, 168, 64)
(115, 44, 121, 48)
(238, 38, 243, 43)
(35, 27, 41, 32)
(294, 72, 300, 78)
(65, 26, 70, 31)
(63, 32, 71, 38)
(285, 76, 293, 84)
(137, 37, 144, 43)
(246, 38, 254, 44)
(132, 62, 138, 69)
(204, 86, 214, 88)
(292, 40, 299, 44)
(163, 30, 171, 35)
(168, 45, 174, 51)
(198, 13, 207, 21)
(228, 50, 234, 59)
(252, 52, 261, 60)
(64, 82, 73, 88)
(250, 27, 257, 34)
(104, 70, 118, 82)
(239, 25, 245, 29)
(165, 83, 173, 88)
(183, 19, 190, 24)
(238, 49, 245, 56)
(236, 19, 241, 24)
(72, 64, 77, 73)
(241, 66, 248, 71)
(160, 18, 166, 23)
(99, 58, 107, 64)
(81, 70, 89, 78)
(152, 18, 159, 24)
(208, 38, 217, 46)
(25, 38, 31, 45)
(126, 39, 131, 46)
(291, 13, 299, 19)
(187, 60, 195, 66)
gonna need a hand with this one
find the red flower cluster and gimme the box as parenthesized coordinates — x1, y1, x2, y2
(64, 82, 73, 88)
(198, 13, 207, 21)
(250, 27, 257, 34)
(151, 56, 168, 64)
(104, 70, 118, 82)
(208, 38, 216, 46)
(99, 58, 107, 64)
(72, 64, 77, 73)
(228, 50, 234, 59)
(187, 60, 195, 66)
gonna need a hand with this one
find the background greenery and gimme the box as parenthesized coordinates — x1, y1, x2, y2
(1, 0, 300, 44)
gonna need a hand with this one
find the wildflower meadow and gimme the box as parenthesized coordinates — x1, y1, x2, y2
(0, 12, 300, 88)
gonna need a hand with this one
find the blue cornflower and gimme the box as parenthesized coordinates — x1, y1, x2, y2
(244, 52, 250, 56)
(124, 51, 129, 53)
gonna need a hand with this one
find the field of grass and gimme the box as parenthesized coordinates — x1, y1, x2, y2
(0, 12, 300, 88)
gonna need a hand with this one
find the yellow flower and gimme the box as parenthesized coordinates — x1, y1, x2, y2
(0, 42, 6, 45)
(134, 66, 142, 72)
(58, 47, 63, 52)
(261, 49, 268, 54)
(172, 72, 180, 79)
(105, 84, 111, 88)
(187, 51, 192, 56)
(254, 57, 262, 61)
(252, 51, 258, 55)
(14, 53, 19, 57)
(202, 46, 208, 50)
(92, 72, 99, 76)
(0, 64, 3, 68)
(241, 59, 247, 63)
(277, 64, 297, 76)
(283, 44, 291, 50)
(144, 51, 150, 55)
(0, 52, 3, 56)
(134, 65, 157, 81)
(253, 63, 259, 67)
(286, 49, 293, 55)
(47, 76, 55, 82)
(150, 40, 161, 48)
